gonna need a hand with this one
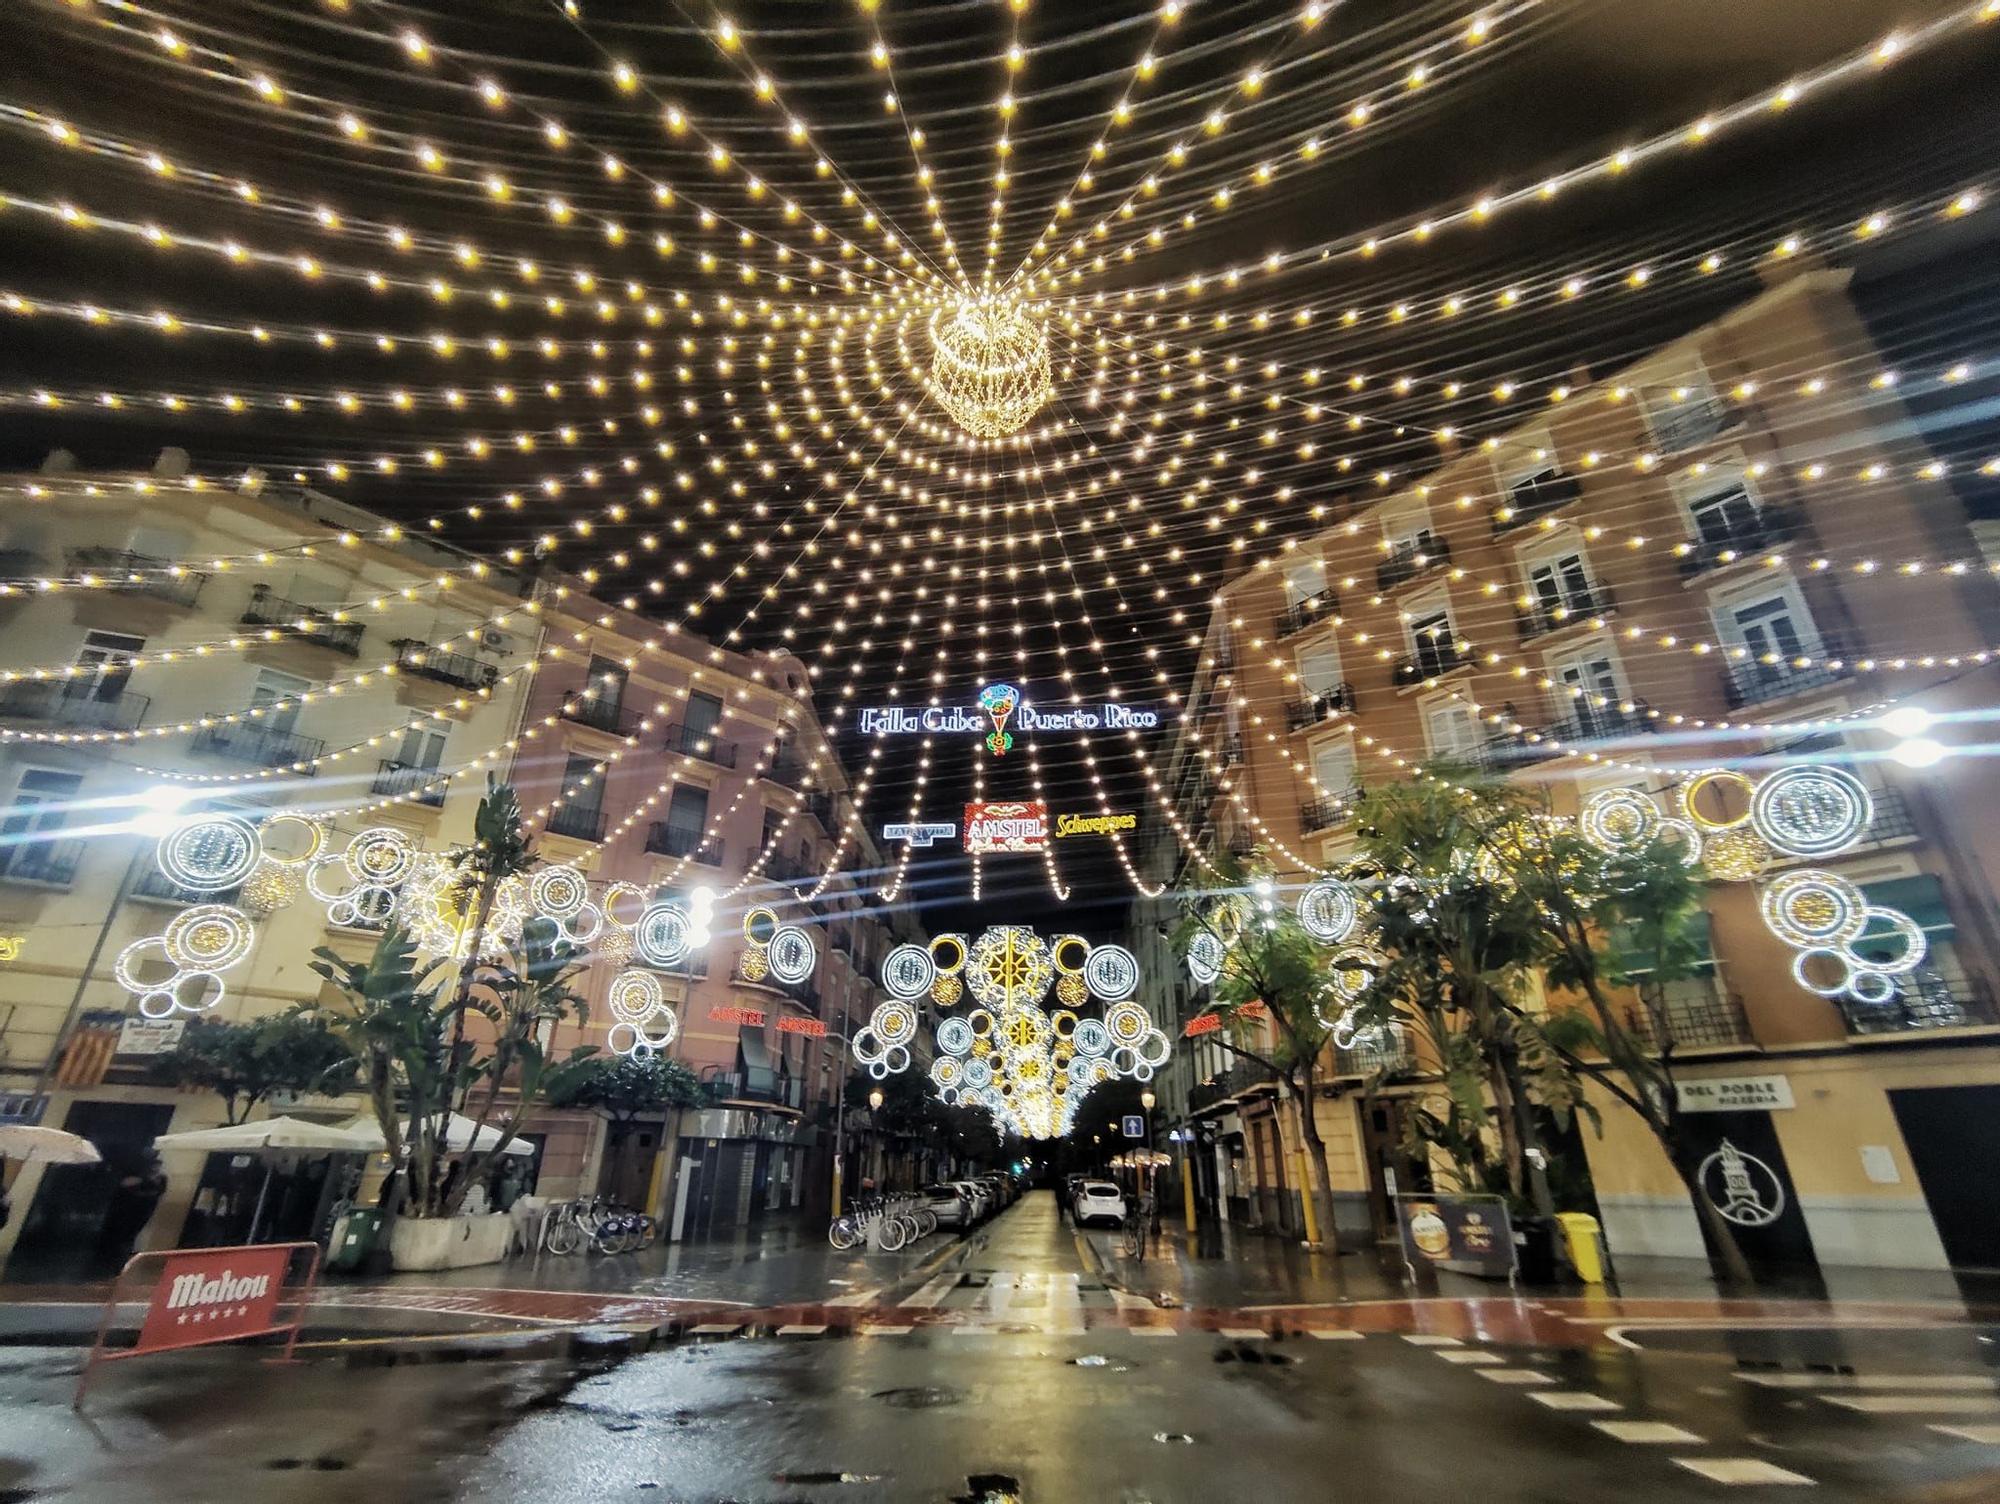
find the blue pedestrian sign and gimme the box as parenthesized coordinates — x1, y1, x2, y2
(1121, 1115, 1145, 1139)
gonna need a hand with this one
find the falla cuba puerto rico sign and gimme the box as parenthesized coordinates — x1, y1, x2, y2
(858, 683, 1161, 758)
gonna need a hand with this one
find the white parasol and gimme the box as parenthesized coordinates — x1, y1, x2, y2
(0, 1124, 102, 1165)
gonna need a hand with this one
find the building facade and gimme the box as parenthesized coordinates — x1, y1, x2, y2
(1158, 264, 2000, 1276)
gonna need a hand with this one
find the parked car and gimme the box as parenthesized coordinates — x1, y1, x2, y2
(1063, 1173, 1086, 1208)
(920, 1184, 974, 1230)
(1072, 1180, 1126, 1228)
(953, 1180, 992, 1220)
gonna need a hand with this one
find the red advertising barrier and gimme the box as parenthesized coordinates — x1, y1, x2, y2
(75, 1241, 321, 1407)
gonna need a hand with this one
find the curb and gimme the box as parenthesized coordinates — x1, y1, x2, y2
(312, 1321, 662, 1369)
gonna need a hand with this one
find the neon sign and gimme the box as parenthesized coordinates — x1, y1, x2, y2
(1054, 811, 1138, 838)
(964, 800, 1049, 853)
(857, 702, 1160, 735)
(883, 822, 958, 848)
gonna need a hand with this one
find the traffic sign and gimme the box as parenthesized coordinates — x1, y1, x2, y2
(1121, 1115, 1145, 1139)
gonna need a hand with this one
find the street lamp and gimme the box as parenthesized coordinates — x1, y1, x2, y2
(1140, 1089, 1157, 1235)
(867, 1085, 884, 1110)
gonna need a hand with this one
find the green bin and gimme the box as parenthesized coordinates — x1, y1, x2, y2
(326, 1207, 384, 1273)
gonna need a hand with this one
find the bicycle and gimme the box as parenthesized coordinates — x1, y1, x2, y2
(828, 1193, 935, 1252)
(543, 1196, 654, 1255)
(1122, 1196, 1152, 1262)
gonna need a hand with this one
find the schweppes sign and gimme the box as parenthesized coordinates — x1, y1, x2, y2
(1054, 811, 1138, 838)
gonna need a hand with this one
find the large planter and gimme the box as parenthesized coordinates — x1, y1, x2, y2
(387, 1211, 512, 1271)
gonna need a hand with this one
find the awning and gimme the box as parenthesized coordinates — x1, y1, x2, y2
(738, 1027, 775, 1074)
(1862, 875, 1955, 939)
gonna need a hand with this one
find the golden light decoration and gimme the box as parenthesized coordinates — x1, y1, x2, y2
(238, 861, 302, 916)
(930, 973, 963, 1006)
(738, 946, 769, 982)
(1702, 826, 1771, 882)
(1056, 973, 1088, 1006)
(923, 293, 1052, 438)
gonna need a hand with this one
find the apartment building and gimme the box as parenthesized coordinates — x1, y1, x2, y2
(1159, 264, 2000, 1277)
(505, 590, 920, 1237)
(0, 450, 542, 1278)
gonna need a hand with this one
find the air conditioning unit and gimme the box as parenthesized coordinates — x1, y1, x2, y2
(478, 628, 511, 656)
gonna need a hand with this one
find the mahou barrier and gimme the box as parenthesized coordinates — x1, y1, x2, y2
(75, 1241, 321, 1407)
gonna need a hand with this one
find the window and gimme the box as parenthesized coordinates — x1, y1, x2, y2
(1313, 739, 1356, 797)
(1297, 644, 1344, 699)
(1727, 591, 1816, 662)
(395, 725, 447, 771)
(561, 753, 604, 814)
(684, 690, 723, 736)
(1408, 606, 1455, 675)
(1283, 560, 1325, 604)
(1423, 700, 1482, 762)
(582, 655, 627, 714)
(72, 630, 144, 702)
(0, 769, 83, 883)
(665, 782, 709, 843)
(1683, 472, 1760, 545)
(1641, 366, 1729, 452)
(1551, 649, 1625, 734)
(1527, 552, 1593, 611)
(250, 667, 311, 732)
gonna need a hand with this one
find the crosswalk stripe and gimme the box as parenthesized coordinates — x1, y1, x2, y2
(1739, 1373, 1996, 1391)
(859, 1324, 914, 1337)
(777, 1324, 828, 1337)
(1671, 1458, 1815, 1486)
(688, 1324, 741, 1336)
(1218, 1327, 1269, 1340)
(1308, 1329, 1365, 1341)
(1402, 1334, 1462, 1347)
(1930, 1424, 2000, 1444)
(1823, 1395, 2000, 1415)
(900, 1274, 959, 1309)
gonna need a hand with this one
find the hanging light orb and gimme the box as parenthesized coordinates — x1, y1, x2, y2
(925, 294, 1052, 438)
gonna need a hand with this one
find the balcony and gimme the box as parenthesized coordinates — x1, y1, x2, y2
(1646, 394, 1736, 454)
(761, 851, 814, 885)
(241, 585, 363, 656)
(0, 837, 85, 889)
(1516, 583, 1616, 643)
(1840, 969, 1997, 1036)
(190, 722, 326, 771)
(1276, 586, 1341, 638)
(1222, 1055, 1281, 1098)
(1619, 975, 1753, 1050)
(1301, 787, 1361, 832)
(1286, 683, 1357, 732)
(662, 722, 737, 768)
(1475, 728, 1567, 772)
(391, 639, 498, 693)
(1334, 1029, 1418, 1079)
(545, 802, 605, 843)
(0, 548, 43, 585)
(730, 951, 817, 1007)
(1493, 471, 1584, 535)
(700, 1066, 804, 1112)
(1376, 533, 1452, 592)
(65, 548, 205, 608)
(133, 864, 242, 906)
(1849, 782, 1918, 848)
(804, 791, 840, 832)
(371, 760, 446, 808)
(1722, 635, 1854, 709)
(0, 680, 149, 733)
(645, 822, 722, 865)
(1393, 641, 1473, 687)
(1219, 735, 1245, 769)
(1541, 700, 1658, 745)
(1677, 507, 1803, 581)
(559, 695, 635, 738)
(762, 753, 809, 791)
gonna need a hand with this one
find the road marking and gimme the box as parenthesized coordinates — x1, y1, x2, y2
(1593, 1421, 1703, 1445)
(1218, 1328, 1269, 1340)
(1110, 1289, 1154, 1312)
(1402, 1334, 1462, 1347)
(1130, 1326, 1177, 1337)
(1739, 1373, 1996, 1391)
(859, 1324, 913, 1337)
(952, 1326, 998, 1337)
(1672, 1458, 1815, 1486)
(1435, 1351, 1505, 1366)
(1823, 1395, 2000, 1415)
(1530, 1392, 1622, 1413)
(1930, 1425, 2000, 1444)
(900, 1274, 959, 1310)
(826, 1289, 882, 1308)
(1478, 1369, 1556, 1386)
(777, 1324, 828, 1337)
(688, 1324, 741, 1336)
(1308, 1329, 1365, 1341)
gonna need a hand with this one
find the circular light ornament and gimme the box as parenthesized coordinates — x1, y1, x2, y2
(1846, 969, 1897, 1005)
(1327, 946, 1386, 1003)
(936, 1016, 974, 1056)
(873, 999, 920, 1048)
(115, 935, 174, 993)
(1297, 879, 1359, 943)
(742, 905, 780, 946)
(255, 811, 325, 869)
(165, 903, 256, 972)
(1845, 906, 1928, 976)
(634, 902, 692, 967)
(1187, 930, 1226, 986)
(602, 881, 649, 928)
(1579, 789, 1660, 853)
(1104, 1000, 1150, 1047)
(1792, 945, 1854, 998)
(931, 1056, 964, 1090)
(967, 925, 1054, 1009)
(1761, 870, 1868, 949)
(140, 970, 225, 1019)
(851, 1027, 887, 1066)
(238, 862, 302, 916)
(883, 942, 937, 1000)
(928, 932, 967, 975)
(1072, 1018, 1111, 1057)
(529, 864, 589, 920)
(159, 814, 261, 892)
(1136, 1028, 1172, 1069)
(1055, 974, 1088, 1006)
(931, 974, 964, 1007)
(738, 947, 770, 982)
(1655, 817, 1705, 867)
(343, 827, 419, 888)
(598, 924, 635, 968)
(1083, 944, 1139, 1001)
(925, 294, 1053, 439)
(607, 968, 665, 1023)
(1051, 934, 1091, 976)
(963, 1057, 994, 1090)
(766, 926, 816, 984)
(1702, 827, 1770, 883)
(1750, 764, 1873, 858)
(1679, 769, 1756, 832)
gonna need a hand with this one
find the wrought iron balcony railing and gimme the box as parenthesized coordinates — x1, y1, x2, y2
(661, 722, 737, 767)
(1492, 472, 1584, 534)
(1516, 583, 1616, 643)
(1618, 975, 1753, 1050)
(371, 759, 446, 808)
(645, 822, 722, 865)
(545, 802, 606, 842)
(0, 836, 85, 888)
(66, 547, 206, 607)
(1286, 682, 1357, 732)
(241, 585, 363, 656)
(391, 639, 499, 692)
(1276, 586, 1341, 638)
(0, 680, 149, 732)
(1376, 533, 1452, 592)
(1300, 787, 1362, 832)
(559, 695, 634, 737)
(1677, 507, 1803, 580)
(1722, 637, 1855, 709)
(190, 722, 326, 771)
(1392, 641, 1472, 687)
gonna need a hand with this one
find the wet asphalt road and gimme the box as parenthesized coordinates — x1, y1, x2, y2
(12, 1193, 2000, 1501)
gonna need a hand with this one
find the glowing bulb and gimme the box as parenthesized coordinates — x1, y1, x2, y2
(1881, 706, 1935, 740)
(1891, 737, 1946, 769)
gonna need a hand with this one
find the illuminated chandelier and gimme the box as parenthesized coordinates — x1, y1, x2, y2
(924, 294, 1053, 438)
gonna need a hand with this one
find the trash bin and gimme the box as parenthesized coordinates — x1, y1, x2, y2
(1513, 1215, 1558, 1285)
(326, 1207, 383, 1273)
(1556, 1212, 1606, 1284)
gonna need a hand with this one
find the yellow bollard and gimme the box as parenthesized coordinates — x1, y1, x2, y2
(1294, 1150, 1320, 1246)
(831, 1160, 844, 1220)
(1182, 1153, 1198, 1233)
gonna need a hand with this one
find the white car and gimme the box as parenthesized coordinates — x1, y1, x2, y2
(953, 1180, 992, 1220)
(1072, 1180, 1126, 1228)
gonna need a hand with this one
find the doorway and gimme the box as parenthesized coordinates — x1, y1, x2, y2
(1676, 1109, 1819, 1278)
(1888, 1085, 2000, 1270)
(8, 1100, 176, 1281)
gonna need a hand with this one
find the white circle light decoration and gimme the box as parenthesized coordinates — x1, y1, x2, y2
(1578, 789, 1661, 854)
(158, 814, 262, 893)
(924, 294, 1052, 439)
(1297, 879, 1360, 943)
(1083, 944, 1139, 1001)
(342, 827, 419, 888)
(1187, 930, 1226, 986)
(1749, 764, 1873, 858)
(606, 967, 679, 1058)
(882, 943, 937, 1000)
(765, 926, 817, 985)
(634, 902, 692, 968)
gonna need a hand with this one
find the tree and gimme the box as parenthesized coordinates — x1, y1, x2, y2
(149, 1012, 357, 1125)
(1172, 851, 1343, 1253)
(552, 1052, 707, 1187)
